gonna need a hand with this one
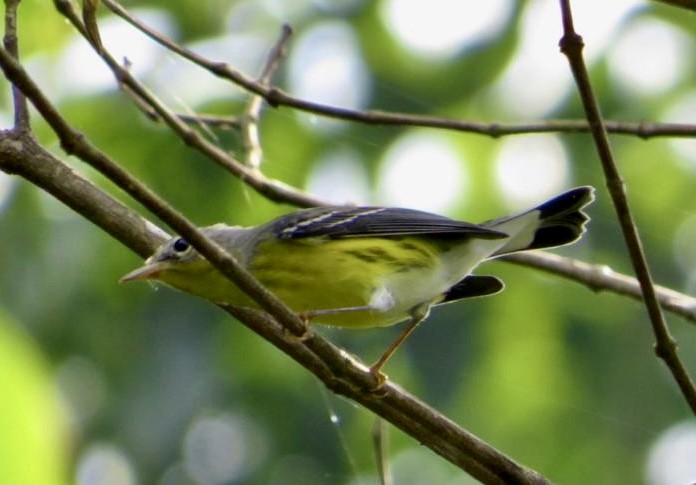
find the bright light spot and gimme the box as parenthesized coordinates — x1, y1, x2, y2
(377, 132, 466, 212)
(258, 0, 314, 22)
(0, 172, 15, 214)
(488, 0, 570, 118)
(329, 413, 341, 425)
(288, 21, 370, 132)
(183, 412, 266, 484)
(494, 135, 569, 207)
(570, 0, 641, 62)
(600, 265, 614, 276)
(488, 0, 636, 118)
(646, 421, 696, 485)
(380, 0, 512, 59)
(76, 443, 137, 485)
(608, 19, 692, 96)
(306, 148, 370, 204)
(152, 32, 274, 107)
(55, 10, 175, 97)
(664, 91, 696, 167)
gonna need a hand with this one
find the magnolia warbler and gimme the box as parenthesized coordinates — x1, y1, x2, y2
(122, 186, 593, 377)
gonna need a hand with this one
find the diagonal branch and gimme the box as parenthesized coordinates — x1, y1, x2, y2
(558, 0, 696, 414)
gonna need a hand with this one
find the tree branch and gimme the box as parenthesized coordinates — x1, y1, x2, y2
(2, 0, 28, 131)
(99, 0, 696, 141)
(558, 0, 696, 414)
(505, 252, 696, 324)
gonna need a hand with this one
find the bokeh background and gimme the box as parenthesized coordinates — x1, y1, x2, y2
(1, 0, 696, 483)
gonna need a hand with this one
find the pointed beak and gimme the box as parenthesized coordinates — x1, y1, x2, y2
(120, 261, 168, 283)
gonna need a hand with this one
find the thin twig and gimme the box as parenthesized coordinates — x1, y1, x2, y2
(505, 252, 696, 324)
(177, 113, 242, 130)
(82, 0, 103, 53)
(241, 24, 292, 169)
(372, 417, 392, 485)
(2, 0, 28, 130)
(100, 0, 696, 140)
(558, 0, 696, 414)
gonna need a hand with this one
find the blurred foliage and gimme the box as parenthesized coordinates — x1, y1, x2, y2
(1, 1, 696, 484)
(0, 310, 68, 485)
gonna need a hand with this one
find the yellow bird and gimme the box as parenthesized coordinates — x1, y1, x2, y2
(122, 187, 593, 377)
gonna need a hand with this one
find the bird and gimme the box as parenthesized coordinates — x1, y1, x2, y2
(122, 186, 594, 379)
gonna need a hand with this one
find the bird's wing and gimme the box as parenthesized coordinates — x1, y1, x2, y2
(271, 206, 508, 240)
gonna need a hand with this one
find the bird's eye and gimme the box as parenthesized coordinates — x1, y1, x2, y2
(172, 238, 190, 253)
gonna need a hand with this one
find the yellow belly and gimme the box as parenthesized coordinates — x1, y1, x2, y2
(249, 237, 444, 328)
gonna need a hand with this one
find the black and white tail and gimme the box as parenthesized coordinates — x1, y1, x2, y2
(485, 186, 594, 257)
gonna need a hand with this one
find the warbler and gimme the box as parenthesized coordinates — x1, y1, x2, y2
(122, 186, 593, 376)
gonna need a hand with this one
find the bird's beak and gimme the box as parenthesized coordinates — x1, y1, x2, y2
(120, 261, 168, 283)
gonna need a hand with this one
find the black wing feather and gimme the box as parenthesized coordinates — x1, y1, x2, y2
(272, 206, 507, 240)
(439, 275, 504, 304)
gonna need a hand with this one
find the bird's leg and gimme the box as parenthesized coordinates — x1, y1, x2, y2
(288, 305, 375, 343)
(299, 305, 375, 320)
(369, 303, 431, 388)
(300, 296, 431, 390)
(299, 286, 395, 321)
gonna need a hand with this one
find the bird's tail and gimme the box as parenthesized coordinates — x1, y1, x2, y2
(484, 186, 594, 256)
